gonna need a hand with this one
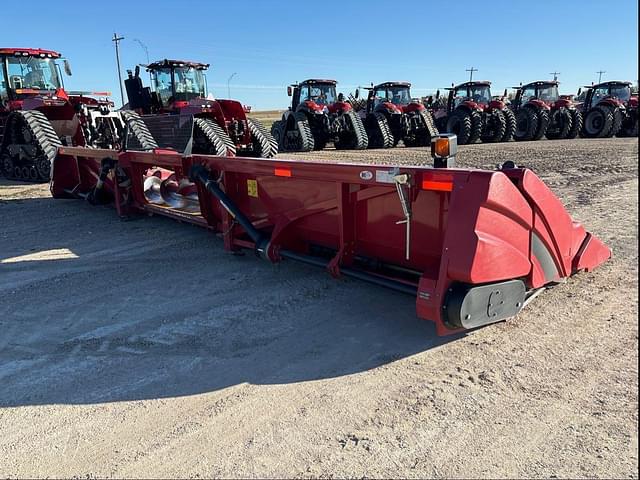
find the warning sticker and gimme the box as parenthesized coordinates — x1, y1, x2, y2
(375, 169, 397, 184)
(247, 179, 258, 198)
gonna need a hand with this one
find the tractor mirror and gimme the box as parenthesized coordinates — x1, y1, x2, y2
(503, 88, 507, 97)
(577, 88, 582, 96)
(355, 88, 359, 99)
(435, 89, 440, 99)
(287, 86, 292, 96)
(63, 59, 72, 76)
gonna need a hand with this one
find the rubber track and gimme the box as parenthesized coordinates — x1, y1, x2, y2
(419, 109, 439, 139)
(1, 110, 62, 181)
(367, 112, 394, 149)
(609, 108, 624, 137)
(293, 111, 315, 152)
(337, 110, 368, 150)
(247, 117, 278, 158)
(194, 118, 236, 156)
(121, 111, 159, 151)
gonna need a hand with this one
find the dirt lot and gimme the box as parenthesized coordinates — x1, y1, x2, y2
(0, 138, 637, 478)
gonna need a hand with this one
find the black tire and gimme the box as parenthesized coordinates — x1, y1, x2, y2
(410, 110, 439, 146)
(335, 111, 368, 150)
(246, 117, 278, 158)
(446, 108, 473, 145)
(502, 107, 516, 142)
(270, 120, 285, 148)
(583, 105, 614, 138)
(546, 108, 572, 140)
(609, 108, 624, 137)
(566, 109, 583, 139)
(514, 106, 539, 141)
(620, 117, 638, 137)
(481, 109, 506, 143)
(121, 111, 159, 151)
(533, 108, 549, 140)
(366, 112, 394, 149)
(468, 110, 482, 144)
(193, 118, 236, 156)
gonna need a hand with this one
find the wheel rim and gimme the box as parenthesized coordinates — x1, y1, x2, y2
(586, 112, 603, 134)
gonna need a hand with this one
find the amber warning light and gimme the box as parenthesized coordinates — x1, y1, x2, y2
(430, 133, 457, 168)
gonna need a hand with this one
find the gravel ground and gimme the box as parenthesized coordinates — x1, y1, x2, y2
(0, 138, 637, 478)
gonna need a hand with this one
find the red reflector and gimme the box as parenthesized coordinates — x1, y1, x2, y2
(422, 180, 453, 192)
(274, 168, 292, 177)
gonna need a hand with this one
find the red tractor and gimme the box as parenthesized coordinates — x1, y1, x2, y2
(0, 47, 123, 181)
(358, 81, 438, 148)
(270, 79, 367, 152)
(510, 81, 582, 141)
(124, 59, 277, 157)
(577, 81, 638, 138)
(431, 81, 515, 145)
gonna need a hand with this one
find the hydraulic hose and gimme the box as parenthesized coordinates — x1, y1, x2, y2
(190, 165, 270, 258)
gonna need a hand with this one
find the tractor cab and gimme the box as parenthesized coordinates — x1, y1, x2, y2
(583, 81, 632, 109)
(147, 59, 208, 110)
(0, 48, 70, 108)
(365, 81, 416, 114)
(513, 81, 560, 109)
(289, 79, 338, 112)
(447, 81, 492, 111)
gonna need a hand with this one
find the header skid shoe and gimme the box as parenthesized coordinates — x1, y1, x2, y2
(50, 134, 610, 335)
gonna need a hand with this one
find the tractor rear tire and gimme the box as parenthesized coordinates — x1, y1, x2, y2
(366, 112, 394, 149)
(566, 110, 583, 139)
(335, 111, 368, 150)
(247, 118, 278, 158)
(481, 109, 507, 143)
(270, 120, 285, 148)
(533, 108, 549, 140)
(583, 105, 614, 138)
(609, 108, 624, 137)
(502, 107, 516, 142)
(546, 108, 572, 140)
(446, 109, 473, 145)
(514, 106, 539, 141)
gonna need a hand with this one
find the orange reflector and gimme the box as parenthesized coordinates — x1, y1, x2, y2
(432, 137, 450, 158)
(274, 167, 292, 177)
(422, 180, 453, 192)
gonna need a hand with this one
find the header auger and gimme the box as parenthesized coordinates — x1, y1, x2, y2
(50, 132, 610, 335)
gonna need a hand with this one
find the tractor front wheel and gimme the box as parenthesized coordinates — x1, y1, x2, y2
(514, 107, 539, 141)
(609, 108, 624, 137)
(481, 109, 507, 143)
(566, 110, 583, 139)
(446, 109, 473, 145)
(502, 107, 516, 142)
(546, 108, 572, 140)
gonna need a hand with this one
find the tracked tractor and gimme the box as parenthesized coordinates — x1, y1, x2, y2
(357, 81, 438, 148)
(124, 60, 277, 157)
(431, 81, 515, 145)
(0, 47, 123, 181)
(271, 79, 367, 152)
(577, 81, 638, 138)
(510, 81, 582, 141)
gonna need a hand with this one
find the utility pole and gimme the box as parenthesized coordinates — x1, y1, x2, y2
(112, 33, 125, 107)
(550, 71, 560, 81)
(596, 70, 606, 83)
(465, 67, 478, 82)
(227, 72, 237, 99)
